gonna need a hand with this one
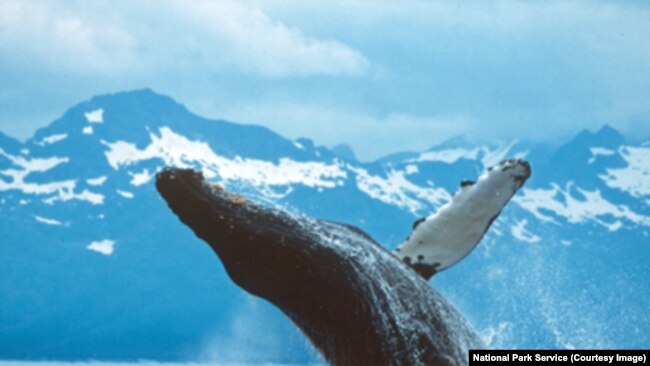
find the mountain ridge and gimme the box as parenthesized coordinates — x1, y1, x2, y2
(1, 89, 636, 165)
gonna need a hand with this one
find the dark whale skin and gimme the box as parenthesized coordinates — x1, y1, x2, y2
(155, 168, 483, 366)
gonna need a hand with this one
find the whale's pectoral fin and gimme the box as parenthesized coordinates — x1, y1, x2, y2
(394, 158, 531, 281)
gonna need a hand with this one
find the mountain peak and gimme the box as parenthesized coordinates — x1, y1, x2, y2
(86, 88, 191, 119)
(90, 88, 181, 107)
(28, 88, 197, 147)
(595, 124, 624, 142)
(572, 124, 625, 148)
(331, 144, 358, 161)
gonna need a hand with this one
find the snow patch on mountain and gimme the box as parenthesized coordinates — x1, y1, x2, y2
(0, 148, 69, 173)
(87, 176, 107, 186)
(36, 133, 68, 146)
(588, 147, 615, 164)
(43, 189, 105, 205)
(349, 166, 451, 214)
(117, 190, 134, 199)
(415, 142, 518, 167)
(87, 239, 115, 255)
(34, 215, 64, 226)
(0, 148, 70, 194)
(0, 148, 104, 205)
(129, 169, 153, 186)
(514, 182, 650, 229)
(417, 148, 480, 164)
(405, 164, 418, 175)
(511, 219, 541, 243)
(85, 109, 104, 123)
(600, 146, 650, 198)
(2, 177, 72, 197)
(102, 127, 347, 189)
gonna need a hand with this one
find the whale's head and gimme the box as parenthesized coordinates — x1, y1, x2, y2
(154, 168, 362, 304)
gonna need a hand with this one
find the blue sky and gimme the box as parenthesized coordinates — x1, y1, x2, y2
(1, 0, 648, 160)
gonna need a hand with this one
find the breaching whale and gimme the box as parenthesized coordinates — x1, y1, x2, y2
(156, 168, 485, 366)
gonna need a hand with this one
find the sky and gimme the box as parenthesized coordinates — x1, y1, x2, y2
(0, 0, 649, 161)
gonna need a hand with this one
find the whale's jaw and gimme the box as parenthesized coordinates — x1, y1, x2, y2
(156, 167, 483, 366)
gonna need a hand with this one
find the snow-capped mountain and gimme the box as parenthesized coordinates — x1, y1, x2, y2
(1, 90, 648, 362)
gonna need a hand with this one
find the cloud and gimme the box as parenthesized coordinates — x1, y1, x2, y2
(0, 0, 368, 78)
(0, 0, 648, 159)
(0, 0, 137, 73)
(252, 0, 650, 75)
(167, 0, 368, 77)
(217, 101, 472, 160)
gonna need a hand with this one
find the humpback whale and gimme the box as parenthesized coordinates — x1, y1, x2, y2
(156, 168, 484, 366)
(394, 159, 531, 279)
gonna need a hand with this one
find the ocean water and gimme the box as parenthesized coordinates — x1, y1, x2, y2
(0, 362, 322, 366)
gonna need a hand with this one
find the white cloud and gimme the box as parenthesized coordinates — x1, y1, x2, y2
(0, 0, 367, 78)
(167, 0, 368, 77)
(0, 0, 137, 73)
(257, 1, 650, 43)
(0, 0, 648, 159)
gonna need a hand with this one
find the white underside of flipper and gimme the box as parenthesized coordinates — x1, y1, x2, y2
(394, 159, 531, 279)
